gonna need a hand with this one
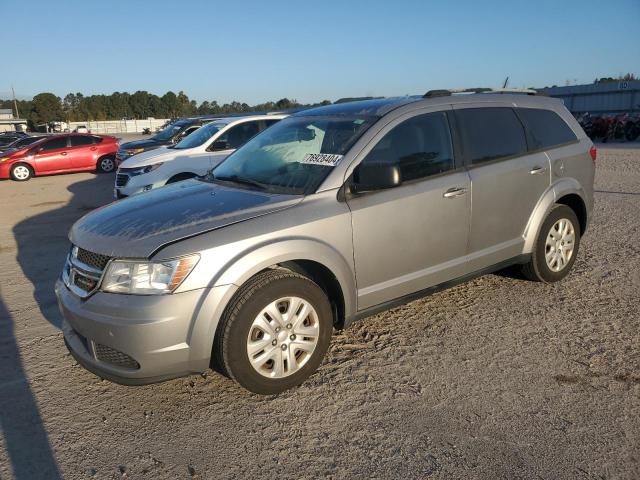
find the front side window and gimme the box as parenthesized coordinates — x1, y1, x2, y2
(211, 115, 377, 194)
(70, 135, 94, 147)
(212, 121, 261, 151)
(455, 108, 527, 164)
(172, 122, 223, 150)
(517, 108, 577, 150)
(40, 137, 68, 151)
(361, 111, 454, 181)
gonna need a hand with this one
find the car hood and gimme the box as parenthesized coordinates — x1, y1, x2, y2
(119, 138, 168, 151)
(119, 146, 175, 168)
(69, 180, 303, 258)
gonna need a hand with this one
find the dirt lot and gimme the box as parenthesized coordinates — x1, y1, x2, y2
(0, 146, 638, 479)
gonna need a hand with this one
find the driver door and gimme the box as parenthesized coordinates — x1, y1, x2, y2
(347, 109, 471, 310)
(33, 136, 71, 172)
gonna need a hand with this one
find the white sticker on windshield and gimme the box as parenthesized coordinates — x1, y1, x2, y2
(300, 153, 343, 166)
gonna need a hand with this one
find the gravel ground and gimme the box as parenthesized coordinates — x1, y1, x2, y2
(0, 146, 638, 479)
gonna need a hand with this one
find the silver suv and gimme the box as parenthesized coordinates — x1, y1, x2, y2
(56, 90, 595, 394)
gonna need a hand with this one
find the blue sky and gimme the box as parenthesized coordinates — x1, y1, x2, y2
(1, 0, 639, 104)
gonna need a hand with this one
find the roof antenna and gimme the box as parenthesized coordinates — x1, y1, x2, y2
(502, 76, 509, 88)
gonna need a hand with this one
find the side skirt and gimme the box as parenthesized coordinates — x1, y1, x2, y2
(344, 254, 530, 328)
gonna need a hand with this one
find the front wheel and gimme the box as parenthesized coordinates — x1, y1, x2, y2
(215, 270, 333, 394)
(97, 156, 116, 173)
(522, 204, 581, 283)
(10, 163, 33, 181)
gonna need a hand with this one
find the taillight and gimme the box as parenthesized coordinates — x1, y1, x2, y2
(589, 145, 597, 163)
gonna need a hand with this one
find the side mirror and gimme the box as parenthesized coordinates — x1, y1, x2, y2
(211, 140, 230, 151)
(351, 163, 402, 193)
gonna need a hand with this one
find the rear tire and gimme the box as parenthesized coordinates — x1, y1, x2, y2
(97, 156, 116, 173)
(215, 270, 333, 394)
(522, 204, 581, 283)
(10, 163, 33, 181)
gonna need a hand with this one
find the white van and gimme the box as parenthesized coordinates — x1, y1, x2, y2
(114, 114, 286, 198)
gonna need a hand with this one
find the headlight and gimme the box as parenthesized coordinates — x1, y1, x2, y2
(0, 156, 10, 163)
(101, 255, 199, 295)
(127, 163, 164, 177)
(126, 148, 145, 155)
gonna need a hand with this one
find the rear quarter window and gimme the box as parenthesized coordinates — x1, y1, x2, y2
(517, 108, 578, 150)
(91, 136, 104, 144)
(455, 107, 527, 165)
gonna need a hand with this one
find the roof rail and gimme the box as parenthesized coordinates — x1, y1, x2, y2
(423, 87, 538, 98)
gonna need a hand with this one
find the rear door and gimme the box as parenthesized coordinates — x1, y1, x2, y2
(33, 136, 71, 172)
(68, 135, 98, 168)
(453, 104, 551, 271)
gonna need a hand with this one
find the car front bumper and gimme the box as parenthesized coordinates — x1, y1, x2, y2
(55, 278, 219, 384)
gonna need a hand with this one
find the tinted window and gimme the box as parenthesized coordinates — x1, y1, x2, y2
(40, 137, 68, 151)
(16, 136, 44, 148)
(70, 135, 94, 147)
(518, 108, 577, 150)
(217, 121, 261, 149)
(362, 111, 454, 181)
(264, 119, 281, 128)
(91, 136, 103, 144)
(456, 108, 527, 164)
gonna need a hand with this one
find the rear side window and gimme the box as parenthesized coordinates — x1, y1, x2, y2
(40, 137, 68, 151)
(362, 111, 454, 181)
(455, 108, 527, 165)
(517, 108, 577, 150)
(70, 135, 94, 147)
(92, 136, 103, 144)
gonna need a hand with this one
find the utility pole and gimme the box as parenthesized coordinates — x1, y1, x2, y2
(502, 76, 509, 89)
(11, 85, 20, 118)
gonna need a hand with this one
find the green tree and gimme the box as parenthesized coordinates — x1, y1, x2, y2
(30, 93, 63, 125)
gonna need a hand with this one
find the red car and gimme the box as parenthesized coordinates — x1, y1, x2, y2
(0, 134, 118, 181)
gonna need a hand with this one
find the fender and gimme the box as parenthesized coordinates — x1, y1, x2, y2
(215, 237, 357, 316)
(522, 177, 588, 253)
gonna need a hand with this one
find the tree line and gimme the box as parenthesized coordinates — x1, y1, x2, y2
(0, 90, 333, 128)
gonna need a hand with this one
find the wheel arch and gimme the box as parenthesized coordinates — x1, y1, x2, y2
(10, 161, 35, 178)
(523, 179, 588, 253)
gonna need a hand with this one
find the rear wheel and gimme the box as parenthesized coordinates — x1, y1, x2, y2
(215, 270, 333, 394)
(522, 204, 581, 282)
(10, 163, 33, 181)
(97, 156, 116, 173)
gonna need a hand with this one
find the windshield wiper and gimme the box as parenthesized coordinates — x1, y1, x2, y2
(214, 174, 269, 191)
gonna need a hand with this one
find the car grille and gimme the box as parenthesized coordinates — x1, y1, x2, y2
(76, 247, 111, 270)
(115, 173, 129, 187)
(94, 343, 140, 370)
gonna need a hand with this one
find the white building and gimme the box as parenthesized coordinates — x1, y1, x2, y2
(0, 109, 28, 132)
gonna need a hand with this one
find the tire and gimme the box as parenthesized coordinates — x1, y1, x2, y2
(166, 173, 195, 184)
(521, 204, 581, 283)
(10, 163, 33, 181)
(215, 269, 333, 394)
(97, 156, 116, 173)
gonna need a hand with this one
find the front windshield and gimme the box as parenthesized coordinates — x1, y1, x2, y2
(172, 122, 223, 150)
(210, 115, 377, 195)
(152, 123, 184, 142)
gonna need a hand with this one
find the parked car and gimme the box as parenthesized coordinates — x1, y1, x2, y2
(74, 125, 90, 133)
(0, 134, 47, 153)
(0, 133, 118, 181)
(56, 91, 595, 394)
(114, 114, 286, 198)
(115, 118, 212, 165)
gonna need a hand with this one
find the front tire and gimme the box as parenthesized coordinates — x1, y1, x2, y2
(10, 163, 33, 181)
(215, 270, 333, 394)
(522, 204, 581, 283)
(97, 156, 116, 173)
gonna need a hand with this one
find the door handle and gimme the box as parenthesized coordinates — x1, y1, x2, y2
(529, 166, 547, 175)
(60, 152, 67, 156)
(443, 187, 467, 198)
